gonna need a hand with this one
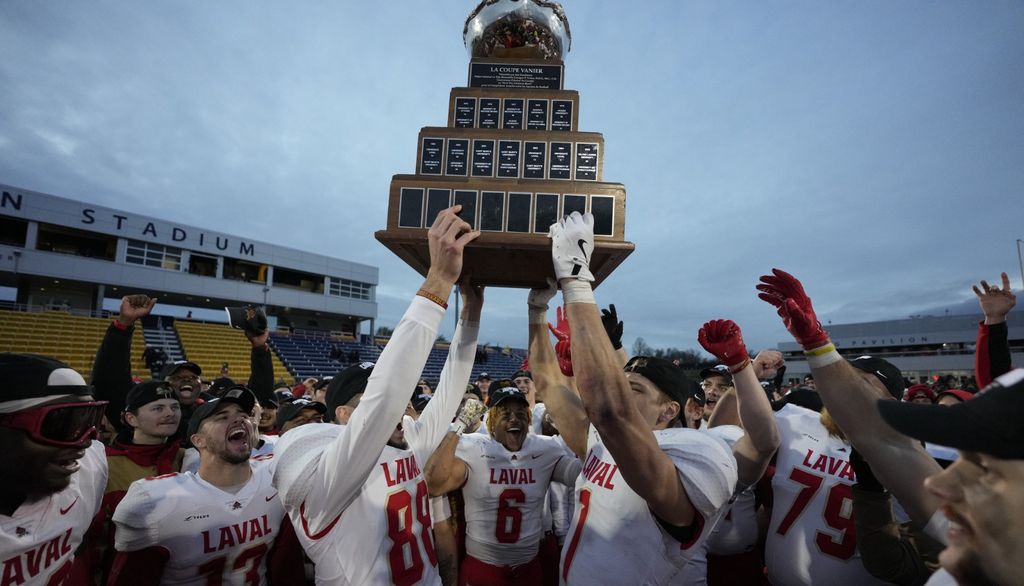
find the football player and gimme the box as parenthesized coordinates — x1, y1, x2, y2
(272, 206, 481, 585)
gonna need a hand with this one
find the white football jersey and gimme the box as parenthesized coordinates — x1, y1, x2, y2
(707, 485, 758, 556)
(456, 433, 580, 566)
(559, 425, 737, 586)
(0, 440, 107, 586)
(765, 403, 887, 586)
(112, 456, 283, 585)
(273, 299, 477, 586)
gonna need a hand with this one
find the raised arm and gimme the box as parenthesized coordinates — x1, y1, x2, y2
(698, 320, 780, 488)
(246, 328, 276, 407)
(92, 294, 157, 430)
(973, 272, 1015, 387)
(528, 280, 589, 458)
(553, 212, 695, 526)
(411, 279, 483, 458)
(600, 304, 629, 368)
(279, 207, 478, 532)
(757, 268, 943, 524)
(424, 432, 469, 497)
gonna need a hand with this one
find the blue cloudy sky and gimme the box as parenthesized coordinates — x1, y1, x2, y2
(1, 1, 1021, 353)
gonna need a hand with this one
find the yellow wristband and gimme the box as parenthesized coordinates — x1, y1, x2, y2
(803, 343, 836, 357)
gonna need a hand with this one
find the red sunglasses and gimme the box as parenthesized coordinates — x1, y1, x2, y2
(0, 401, 109, 447)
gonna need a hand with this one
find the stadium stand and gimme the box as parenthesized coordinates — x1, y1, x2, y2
(175, 320, 290, 384)
(269, 330, 525, 383)
(0, 307, 149, 379)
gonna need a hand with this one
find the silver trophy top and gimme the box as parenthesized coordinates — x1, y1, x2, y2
(463, 0, 571, 61)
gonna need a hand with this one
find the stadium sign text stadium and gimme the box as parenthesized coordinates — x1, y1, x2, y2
(2, 189, 256, 257)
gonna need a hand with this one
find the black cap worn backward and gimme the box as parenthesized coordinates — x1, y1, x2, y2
(324, 362, 375, 422)
(488, 384, 529, 408)
(160, 360, 202, 379)
(0, 353, 91, 410)
(124, 380, 178, 412)
(624, 356, 701, 408)
(849, 356, 904, 400)
(878, 369, 1024, 460)
(186, 386, 256, 440)
(274, 398, 327, 430)
(699, 364, 733, 383)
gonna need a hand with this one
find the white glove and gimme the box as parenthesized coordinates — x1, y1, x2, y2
(451, 397, 487, 435)
(549, 212, 595, 282)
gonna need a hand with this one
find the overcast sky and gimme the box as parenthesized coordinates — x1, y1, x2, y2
(1, 1, 1022, 354)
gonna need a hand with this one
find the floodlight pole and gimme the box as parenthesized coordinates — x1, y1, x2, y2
(1017, 239, 1024, 290)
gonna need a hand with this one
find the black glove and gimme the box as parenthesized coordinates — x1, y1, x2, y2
(850, 447, 885, 493)
(601, 304, 623, 350)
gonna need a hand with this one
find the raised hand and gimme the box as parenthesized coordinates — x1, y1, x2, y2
(601, 304, 624, 350)
(756, 268, 830, 349)
(973, 272, 1016, 324)
(751, 350, 784, 380)
(246, 328, 270, 348)
(549, 211, 595, 282)
(117, 294, 157, 326)
(697, 319, 750, 370)
(427, 205, 480, 286)
(548, 306, 574, 376)
(459, 275, 485, 322)
(453, 397, 487, 434)
(528, 278, 558, 312)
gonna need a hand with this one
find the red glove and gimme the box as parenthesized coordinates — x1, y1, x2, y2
(548, 306, 574, 377)
(756, 268, 830, 349)
(697, 319, 749, 369)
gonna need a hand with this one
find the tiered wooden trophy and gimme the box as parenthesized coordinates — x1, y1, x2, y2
(376, 0, 634, 288)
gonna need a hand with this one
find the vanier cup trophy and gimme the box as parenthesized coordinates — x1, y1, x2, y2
(375, 0, 634, 288)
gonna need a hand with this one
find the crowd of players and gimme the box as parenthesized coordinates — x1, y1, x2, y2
(0, 205, 1020, 585)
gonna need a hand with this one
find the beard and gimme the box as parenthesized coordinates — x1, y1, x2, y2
(217, 446, 252, 465)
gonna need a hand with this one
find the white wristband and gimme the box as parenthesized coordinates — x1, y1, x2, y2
(562, 280, 596, 305)
(807, 348, 843, 369)
(449, 421, 465, 436)
(528, 308, 548, 325)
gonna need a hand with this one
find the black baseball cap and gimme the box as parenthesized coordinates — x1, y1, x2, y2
(476, 372, 491, 381)
(624, 356, 701, 408)
(314, 377, 333, 390)
(324, 362, 375, 422)
(124, 380, 178, 412)
(0, 353, 91, 406)
(225, 305, 268, 335)
(186, 386, 256, 440)
(849, 356, 904, 400)
(699, 364, 733, 383)
(160, 360, 202, 379)
(878, 369, 1024, 460)
(512, 369, 532, 380)
(771, 388, 824, 413)
(488, 384, 529, 408)
(275, 398, 327, 429)
(411, 393, 432, 413)
(208, 377, 235, 396)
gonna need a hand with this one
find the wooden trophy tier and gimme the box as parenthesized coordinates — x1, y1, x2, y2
(375, 175, 634, 289)
(379, 53, 634, 289)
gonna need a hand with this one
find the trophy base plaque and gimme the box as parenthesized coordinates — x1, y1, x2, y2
(375, 230, 634, 289)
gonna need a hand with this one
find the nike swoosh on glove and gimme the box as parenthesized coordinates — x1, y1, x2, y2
(549, 211, 595, 282)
